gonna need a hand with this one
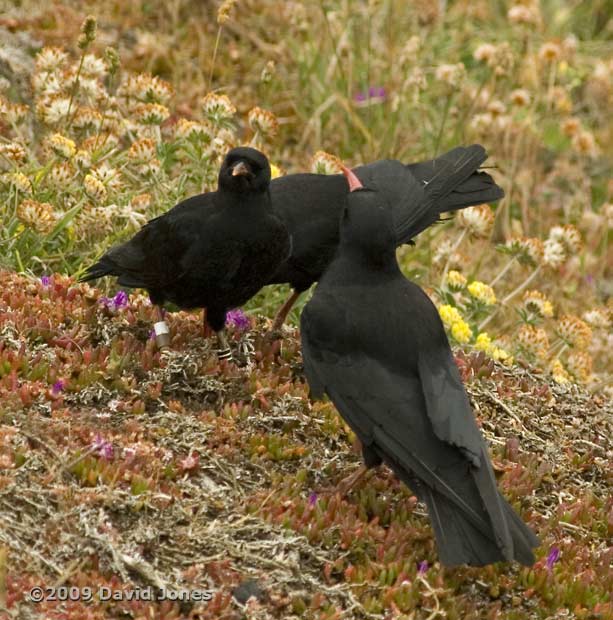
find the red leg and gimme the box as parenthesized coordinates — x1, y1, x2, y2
(271, 290, 301, 331)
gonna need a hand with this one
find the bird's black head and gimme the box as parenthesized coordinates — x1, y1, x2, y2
(339, 165, 396, 263)
(218, 147, 271, 194)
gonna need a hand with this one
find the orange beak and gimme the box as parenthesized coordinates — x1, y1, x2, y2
(341, 165, 363, 192)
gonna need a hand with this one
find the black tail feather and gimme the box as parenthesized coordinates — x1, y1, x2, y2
(416, 482, 538, 567)
(398, 145, 504, 242)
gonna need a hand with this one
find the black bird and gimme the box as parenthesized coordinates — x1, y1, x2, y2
(267, 144, 504, 329)
(300, 166, 539, 567)
(80, 147, 290, 360)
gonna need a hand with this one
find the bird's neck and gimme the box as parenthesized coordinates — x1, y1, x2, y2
(222, 189, 271, 211)
(326, 244, 402, 283)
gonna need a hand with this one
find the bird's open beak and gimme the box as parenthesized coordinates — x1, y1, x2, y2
(231, 161, 251, 177)
(341, 165, 363, 192)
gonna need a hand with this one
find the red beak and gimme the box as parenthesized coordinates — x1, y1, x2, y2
(341, 165, 363, 192)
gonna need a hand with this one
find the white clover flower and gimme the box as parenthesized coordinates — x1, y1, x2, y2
(91, 162, 123, 192)
(201, 93, 236, 124)
(311, 151, 343, 175)
(582, 309, 611, 329)
(542, 238, 566, 268)
(549, 225, 582, 253)
(174, 118, 211, 141)
(522, 290, 554, 318)
(539, 42, 562, 63)
(435, 63, 466, 88)
(35, 47, 69, 73)
(557, 316, 592, 349)
(81, 53, 108, 79)
(248, 106, 279, 137)
(457, 205, 494, 238)
(473, 43, 497, 63)
(37, 95, 71, 125)
(73, 106, 103, 131)
(17, 199, 57, 233)
(509, 89, 531, 107)
(47, 163, 76, 189)
(128, 138, 157, 162)
(133, 103, 170, 125)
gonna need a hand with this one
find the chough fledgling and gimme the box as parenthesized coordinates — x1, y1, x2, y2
(267, 144, 504, 329)
(300, 166, 539, 567)
(80, 147, 290, 361)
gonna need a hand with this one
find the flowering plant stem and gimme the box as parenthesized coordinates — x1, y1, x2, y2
(479, 265, 541, 331)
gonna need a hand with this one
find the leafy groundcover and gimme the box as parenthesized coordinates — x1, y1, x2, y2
(0, 270, 611, 620)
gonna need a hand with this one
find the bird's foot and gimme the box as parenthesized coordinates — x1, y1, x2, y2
(314, 465, 370, 499)
(262, 327, 284, 344)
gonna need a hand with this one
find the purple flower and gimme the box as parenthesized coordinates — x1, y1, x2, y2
(51, 380, 65, 395)
(148, 329, 156, 340)
(99, 290, 129, 312)
(308, 492, 318, 508)
(225, 309, 251, 331)
(417, 560, 428, 575)
(354, 86, 387, 106)
(546, 546, 560, 571)
(92, 434, 114, 461)
(112, 290, 129, 309)
(40, 275, 52, 287)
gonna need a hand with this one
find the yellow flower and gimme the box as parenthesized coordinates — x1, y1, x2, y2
(270, 163, 282, 179)
(475, 332, 492, 352)
(3, 172, 32, 193)
(438, 304, 463, 327)
(492, 347, 513, 365)
(550, 359, 570, 384)
(445, 270, 467, 291)
(451, 320, 473, 344)
(566, 352, 593, 383)
(84, 174, 107, 202)
(16, 199, 57, 233)
(45, 133, 76, 159)
(522, 290, 554, 318)
(467, 281, 496, 305)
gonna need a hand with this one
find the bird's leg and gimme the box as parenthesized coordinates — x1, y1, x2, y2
(216, 329, 233, 362)
(314, 464, 372, 499)
(335, 464, 370, 496)
(271, 290, 301, 332)
(153, 306, 171, 350)
(202, 309, 214, 339)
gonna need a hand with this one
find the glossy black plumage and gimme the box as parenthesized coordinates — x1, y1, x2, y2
(300, 175, 539, 567)
(268, 145, 504, 293)
(80, 147, 290, 333)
